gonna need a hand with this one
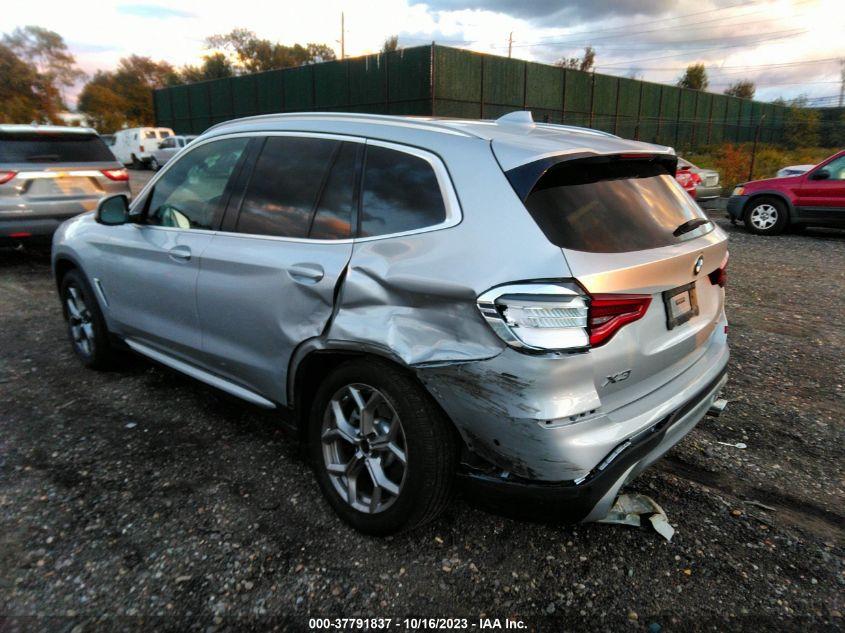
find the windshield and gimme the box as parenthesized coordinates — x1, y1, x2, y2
(520, 156, 711, 253)
(0, 132, 115, 163)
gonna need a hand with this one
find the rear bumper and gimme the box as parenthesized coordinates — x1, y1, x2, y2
(457, 367, 728, 523)
(696, 185, 721, 200)
(726, 195, 748, 220)
(0, 215, 82, 243)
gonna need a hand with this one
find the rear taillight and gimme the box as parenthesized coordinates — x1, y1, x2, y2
(139, 145, 145, 152)
(587, 294, 652, 347)
(709, 251, 729, 287)
(477, 282, 589, 351)
(0, 171, 16, 185)
(477, 283, 651, 351)
(101, 168, 129, 181)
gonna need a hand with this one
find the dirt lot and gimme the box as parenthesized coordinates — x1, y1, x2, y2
(0, 173, 842, 630)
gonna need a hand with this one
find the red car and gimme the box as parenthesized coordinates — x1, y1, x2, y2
(727, 149, 845, 235)
(675, 163, 701, 198)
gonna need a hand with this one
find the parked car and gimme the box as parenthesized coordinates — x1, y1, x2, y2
(776, 164, 815, 178)
(0, 125, 129, 246)
(149, 135, 197, 171)
(727, 149, 845, 235)
(675, 163, 701, 198)
(678, 158, 720, 200)
(52, 112, 729, 534)
(112, 127, 175, 168)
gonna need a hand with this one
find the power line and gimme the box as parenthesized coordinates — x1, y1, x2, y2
(595, 57, 842, 73)
(595, 30, 807, 67)
(507, 5, 812, 50)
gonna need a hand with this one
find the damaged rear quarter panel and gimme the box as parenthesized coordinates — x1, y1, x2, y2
(326, 138, 570, 367)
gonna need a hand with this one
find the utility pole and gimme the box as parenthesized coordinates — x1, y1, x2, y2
(341, 12, 345, 60)
(508, 32, 513, 58)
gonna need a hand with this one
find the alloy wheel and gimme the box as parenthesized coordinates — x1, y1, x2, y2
(321, 383, 408, 514)
(750, 204, 778, 230)
(66, 286, 95, 357)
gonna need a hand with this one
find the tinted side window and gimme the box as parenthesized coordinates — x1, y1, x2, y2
(360, 145, 446, 237)
(146, 137, 248, 230)
(236, 136, 339, 238)
(309, 142, 359, 240)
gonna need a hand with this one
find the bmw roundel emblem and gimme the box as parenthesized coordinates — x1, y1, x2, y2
(693, 255, 704, 275)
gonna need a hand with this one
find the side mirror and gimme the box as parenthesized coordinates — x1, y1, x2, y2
(95, 194, 130, 225)
(810, 169, 830, 181)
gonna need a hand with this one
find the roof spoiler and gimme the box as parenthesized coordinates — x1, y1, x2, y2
(504, 152, 679, 201)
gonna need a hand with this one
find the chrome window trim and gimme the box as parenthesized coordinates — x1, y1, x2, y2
(130, 131, 462, 244)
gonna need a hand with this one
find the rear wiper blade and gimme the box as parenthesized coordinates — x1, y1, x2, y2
(673, 218, 711, 237)
(25, 154, 61, 162)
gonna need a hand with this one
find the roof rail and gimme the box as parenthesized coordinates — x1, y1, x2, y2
(205, 112, 482, 139)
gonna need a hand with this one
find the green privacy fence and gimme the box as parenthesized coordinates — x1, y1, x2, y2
(155, 44, 791, 150)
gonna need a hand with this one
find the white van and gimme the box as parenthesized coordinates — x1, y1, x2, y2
(112, 127, 175, 168)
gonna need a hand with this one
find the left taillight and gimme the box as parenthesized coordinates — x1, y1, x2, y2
(709, 251, 729, 287)
(477, 282, 652, 352)
(101, 168, 129, 181)
(0, 171, 17, 185)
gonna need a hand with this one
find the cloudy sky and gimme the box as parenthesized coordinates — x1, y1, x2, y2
(4, 0, 844, 107)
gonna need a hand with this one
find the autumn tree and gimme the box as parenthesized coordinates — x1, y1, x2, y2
(382, 35, 399, 53)
(180, 52, 234, 83)
(78, 56, 180, 131)
(0, 43, 41, 122)
(555, 46, 596, 72)
(205, 29, 336, 73)
(1, 26, 83, 121)
(724, 80, 755, 100)
(677, 63, 709, 90)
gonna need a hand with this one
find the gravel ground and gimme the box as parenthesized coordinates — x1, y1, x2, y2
(0, 175, 843, 631)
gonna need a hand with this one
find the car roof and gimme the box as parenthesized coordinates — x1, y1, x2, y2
(204, 111, 674, 171)
(0, 124, 98, 135)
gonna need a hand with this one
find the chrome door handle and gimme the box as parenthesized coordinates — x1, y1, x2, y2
(288, 263, 324, 283)
(169, 245, 192, 261)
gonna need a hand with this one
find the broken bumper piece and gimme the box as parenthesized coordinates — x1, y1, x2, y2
(455, 367, 728, 523)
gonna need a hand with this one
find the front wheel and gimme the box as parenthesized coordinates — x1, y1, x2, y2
(150, 157, 160, 171)
(744, 197, 788, 235)
(60, 269, 116, 370)
(308, 359, 457, 535)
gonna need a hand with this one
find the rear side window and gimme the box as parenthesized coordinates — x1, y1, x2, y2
(0, 132, 115, 163)
(360, 145, 446, 237)
(236, 136, 340, 239)
(521, 157, 711, 253)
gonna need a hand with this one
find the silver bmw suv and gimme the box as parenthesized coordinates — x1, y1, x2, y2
(52, 112, 729, 534)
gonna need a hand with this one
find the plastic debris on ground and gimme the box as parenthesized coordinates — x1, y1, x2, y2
(597, 493, 676, 542)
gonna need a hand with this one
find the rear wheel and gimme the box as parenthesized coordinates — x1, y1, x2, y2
(308, 359, 456, 535)
(60, 270, 115, 370)
(130, 154, 142, 170)
(744, 197, 788, 235)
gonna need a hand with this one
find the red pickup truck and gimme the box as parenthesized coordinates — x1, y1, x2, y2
(727, 149, 845, 235)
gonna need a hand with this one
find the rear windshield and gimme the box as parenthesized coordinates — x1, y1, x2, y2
(521, 156, 711, 253)
(0, 132, 115, 163)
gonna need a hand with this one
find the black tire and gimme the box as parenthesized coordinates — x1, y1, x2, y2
(308, 358, 457, 535)
(150, 157, 160, 171)
(60, 269, 116, 370)
(130, 154, 142, 170)
(744, 196, 788, 235)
